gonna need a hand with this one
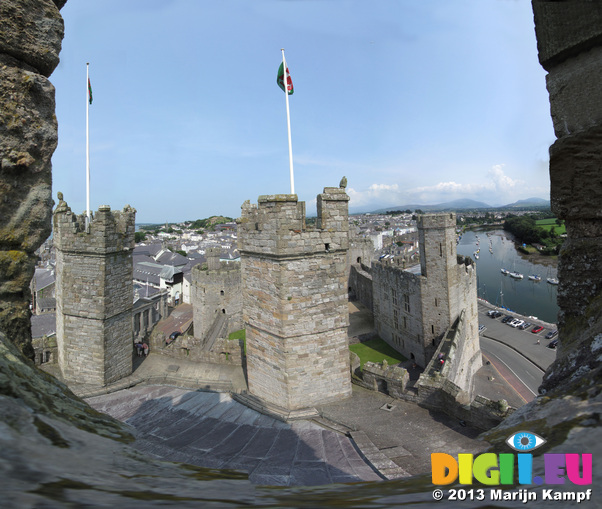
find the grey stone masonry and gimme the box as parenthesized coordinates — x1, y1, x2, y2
(53, 197, 136, 386)
(238, 187, 352, 412)
(373, 213, 481, 394)
(191, 257, 242, 342)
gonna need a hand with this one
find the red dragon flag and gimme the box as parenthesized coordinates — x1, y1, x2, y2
(277, 62, 294, 95)
(88, 77, 93, 104)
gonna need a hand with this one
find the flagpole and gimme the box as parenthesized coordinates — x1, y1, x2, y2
(86, 62, 91, 228)
(281, 49, 295, 195)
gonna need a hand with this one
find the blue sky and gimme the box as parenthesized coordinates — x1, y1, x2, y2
(50, 0, 554, 223)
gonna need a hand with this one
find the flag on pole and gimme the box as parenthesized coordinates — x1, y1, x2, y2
(277, 62, 294, 95)
(88, 78, 93, 104)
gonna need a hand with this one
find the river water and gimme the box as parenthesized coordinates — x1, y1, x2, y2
(456, 229, 559, 324)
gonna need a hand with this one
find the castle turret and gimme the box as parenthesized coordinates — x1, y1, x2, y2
(418, 213, 458, 341)
(191, 247, 242, 342)
(238, 187, 351, 413)
(53, 194, 136, 386)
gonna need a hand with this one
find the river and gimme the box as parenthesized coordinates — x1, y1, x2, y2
(456, 229, 559, 324)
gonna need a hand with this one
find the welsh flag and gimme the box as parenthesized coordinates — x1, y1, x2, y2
(277, 62, 294, 95)
(88, 78, 93, 104)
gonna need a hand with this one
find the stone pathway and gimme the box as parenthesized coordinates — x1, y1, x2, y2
(87, 385, 383, 486)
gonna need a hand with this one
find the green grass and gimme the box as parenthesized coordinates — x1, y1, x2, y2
(228, 329, 246, 355)
(536, 218, 566, 236)
(349, 338, 407, 369)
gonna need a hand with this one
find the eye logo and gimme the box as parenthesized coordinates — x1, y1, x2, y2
(506, 431, 546, 452)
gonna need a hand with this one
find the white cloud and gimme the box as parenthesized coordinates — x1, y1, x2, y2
(488, 164, 521, 191)
(408, 164, 525, 203)
(347, 183, 401, 208)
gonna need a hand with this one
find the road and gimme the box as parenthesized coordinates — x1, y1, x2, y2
(477, 301, 557, 399)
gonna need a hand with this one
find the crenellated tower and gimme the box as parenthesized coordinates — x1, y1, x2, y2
(53, 194, 136, 386)
(238, 186, 352, 413)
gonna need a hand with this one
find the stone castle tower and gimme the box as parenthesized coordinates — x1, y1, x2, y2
(238, 187, 352, 412)
(191, 247, 242, 342)
(418, 214, 466, 342)
(53, 194, 136, 386)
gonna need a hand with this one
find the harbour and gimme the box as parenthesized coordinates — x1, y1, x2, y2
(457, 229, 559, 324)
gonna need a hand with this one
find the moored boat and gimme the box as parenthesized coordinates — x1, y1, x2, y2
(528, 274, 542, 282)
(501, 268, 509, 275)
(547, 277, 559, 285)
(509, 272, 524, 279)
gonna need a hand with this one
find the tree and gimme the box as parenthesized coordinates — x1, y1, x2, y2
(134, 231, 146, 243)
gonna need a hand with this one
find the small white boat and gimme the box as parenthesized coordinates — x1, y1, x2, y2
(528, 274, 542, 282)
(509, 272, 524, 279)
(501, 268, 509, 275)
(547, 278, 559, 285)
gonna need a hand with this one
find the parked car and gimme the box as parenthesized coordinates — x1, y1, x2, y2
(531, 326, 544, 334)
(545, 330, 558, 339)
(501, 315, 514, 324)
(518, 322, 531, 330)
(486, 310, 496, 317)
(510, 319, 525, 328)
(491, 311, 503, 318)
(478, 325, 486, 334)
(548, 339, 559, 349)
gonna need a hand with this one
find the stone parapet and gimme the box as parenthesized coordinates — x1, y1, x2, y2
(417, 213, 456, 230)
(532, 2, 602, 72)
(238, 190, 349, 258)
(53, 200, 136, 255)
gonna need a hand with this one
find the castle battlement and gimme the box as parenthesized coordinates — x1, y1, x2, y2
(238, 187, 349, 258)
(53, 195, 136, 255)
(418, 213, 456, 230)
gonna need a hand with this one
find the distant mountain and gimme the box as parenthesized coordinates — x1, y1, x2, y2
(371, 199, 492, 214)
(502, 197, 550, 208)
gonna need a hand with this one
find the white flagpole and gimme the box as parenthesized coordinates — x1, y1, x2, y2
(281, 49, 295, 195)
(86, 62, 91, 228)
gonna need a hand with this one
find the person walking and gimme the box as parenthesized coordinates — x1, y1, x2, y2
(135, 341, 143, 357)
(142, 343, 149, 357)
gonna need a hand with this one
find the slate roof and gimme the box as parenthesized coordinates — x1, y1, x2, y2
(133, 257, 163, 286)
(31, 313, 56, 338)
(32, 268, 55, 291)
(37, 298, 56, 310)
(155, 249, 188, 267)
(159, 265, 183, 281)
(133, 283, 161, 299)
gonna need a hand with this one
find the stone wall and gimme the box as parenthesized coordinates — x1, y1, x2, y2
(372, 262, 426, 365)
(348, 263, 373, 311)
(532, 1, 602, 393)
(239, 188, 352, 411)
(54, 199, 136, 385)
(159, 335, 244, 365)
(0, 0, 65, 358)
